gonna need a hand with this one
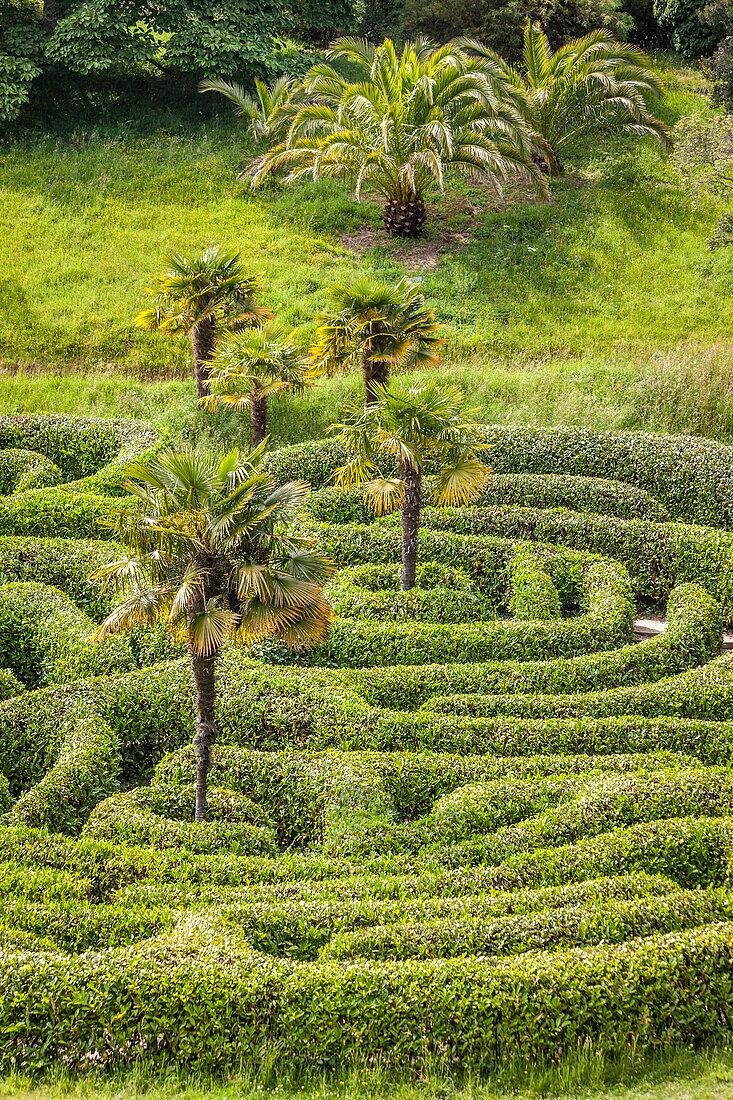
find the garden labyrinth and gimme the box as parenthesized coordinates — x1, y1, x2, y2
(3, 417, 733, 1072)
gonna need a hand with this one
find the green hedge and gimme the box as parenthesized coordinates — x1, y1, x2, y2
(0, 581, 135, 688)
(309, 551, 633, 668)
(270, 427, 733, 525)
(418, 584, 721, 713)
(323, 888, 733, 960)
(8, 716, 121, 835)
(412, 505, 733, 622)
(0, 415, 159, 490)
(2, 913, 733, 1072)
(307, 475, 671, 526)
(85, 790, 277, 856)
(509, 549, 562, 621)
(325, 563, 492, 624)
(0, 449, 63, 495)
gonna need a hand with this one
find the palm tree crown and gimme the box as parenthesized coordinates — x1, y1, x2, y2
(250, 36, 547, 237)
(135, 247, 272, 399)
(463, 22, 671, 176)
(199, 76, 308, 150)
(331, 380, 490, 588)
(310, 275, 443, 404)
(201, 326, 314, 445)
(93, 445, 333, 820)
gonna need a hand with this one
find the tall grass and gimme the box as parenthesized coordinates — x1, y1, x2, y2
(5, 339, 733, 449)
(1, 1045, 732, 1100)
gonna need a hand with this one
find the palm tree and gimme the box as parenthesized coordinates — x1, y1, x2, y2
(199, 76, 308, 151)
(91, 445, 333, 822)
(135, 248, 272, 400)
(462, 22, 671, 177)
(331, 380, 490, 589)
(310, 276, 443, 405)
(200, 326, 314, 445)
(249, 36, 546, 238)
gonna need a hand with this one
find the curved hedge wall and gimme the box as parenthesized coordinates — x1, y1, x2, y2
(1, 417, 733, 1076)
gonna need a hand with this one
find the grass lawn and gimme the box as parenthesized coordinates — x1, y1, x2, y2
(2, 63, 732, 396)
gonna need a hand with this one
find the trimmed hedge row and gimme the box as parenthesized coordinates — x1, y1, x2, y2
(309, 551, 633, 667)
(323, 888, 733, 960)
(8, 716, 120, 835)
(271, 427, 733, 525)
(325, 563, 492, 624)
(509, 549, 562, 621)
(0, 581, 135, 688)
(0, 449, 63, 495)
(411, 505, 733, 622)
(415, 584, 721, 712)
(3, 913, 733, 1072)
(0, 415, 159, 490)
(307, 475, 671, 526)
(85, 790, 277, 856)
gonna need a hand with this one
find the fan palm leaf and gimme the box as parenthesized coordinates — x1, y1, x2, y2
(462, 21, 670, 176)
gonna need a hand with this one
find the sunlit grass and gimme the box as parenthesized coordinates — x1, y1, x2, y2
(1, 1046, 732, 1100)
(1, 61, 731, 376)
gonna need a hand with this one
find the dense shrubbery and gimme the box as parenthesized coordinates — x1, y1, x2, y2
(1, 415, 733, 1074)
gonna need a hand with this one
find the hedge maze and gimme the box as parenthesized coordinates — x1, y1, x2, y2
(3, 417, 733, 1073)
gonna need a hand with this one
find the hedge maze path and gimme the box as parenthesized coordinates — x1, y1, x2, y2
(3, 418, 733, 1072)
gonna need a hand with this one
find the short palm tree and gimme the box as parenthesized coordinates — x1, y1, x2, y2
(331, 381, 490, 589)
(135, 248, 272, 399)
(310, 276, 443, 405)
(199, 76, 308, 151)
(250, 36, 546, 237)
(462, 22, 671, 177)
(92, 445, 333, 822)
(200, 326, 314, 445)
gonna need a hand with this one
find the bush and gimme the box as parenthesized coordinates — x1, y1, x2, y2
(323, 888, 732, 960)
(84, 790, 277, 856)
(275, 427, 733, 526)
(509, 550, 562, 621)
(0, 581, 134, 688)
(0, 449, 63, 494)
(8, 716, 121, 835)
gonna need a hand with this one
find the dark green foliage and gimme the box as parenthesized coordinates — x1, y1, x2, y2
(400, 0, 630, 60)
(654, 0, 724, 56)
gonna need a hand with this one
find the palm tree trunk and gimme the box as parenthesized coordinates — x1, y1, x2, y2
(191, 650, 219, 821)
(250, 394, 268, 445)
(363, 352, 389, 405)
(192, 317, 216, 400)
(399, 465, 422, 590)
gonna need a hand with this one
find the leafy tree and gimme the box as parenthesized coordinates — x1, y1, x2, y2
(250, 36, 546, 238)
(199, 75, 308, 151)
(201, 326, 314, 445)
(400, 0, 629, 62)
(331, 380, 490, 589)
(92, 445, 333, 822)
(0, 0, 295, 123)
(135, 248, 271, 401)
(654, 0, 723, 58)
(309, 276, 443, 405)
(464, 21, 670, 175)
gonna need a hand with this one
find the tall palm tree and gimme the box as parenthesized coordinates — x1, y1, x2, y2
(462, 22, 671, 177)
(91, 445, 333, 822)
(200, 326, 314, 445)
(249, 36, 546, 237)
(135, 248, 272, 399)
(199, 76, 308, 151)
(310, 276, 443, 405)
(331, 380, 490, 589)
